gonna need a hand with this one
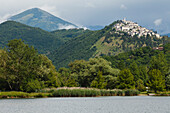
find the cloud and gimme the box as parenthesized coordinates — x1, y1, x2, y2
(120, 4, 127, 10)
(0, 14, 13, 23)
(58, 24, 76, 29)
(154, 19, 162, 26)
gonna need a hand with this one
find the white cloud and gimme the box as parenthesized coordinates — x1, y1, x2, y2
(58, 24, 76, 30)
(0, 14, 12, 23)
(120, 4, 127, 10)
(154, 19, 162, 26)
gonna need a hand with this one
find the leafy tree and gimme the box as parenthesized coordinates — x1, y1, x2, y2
(58, 67, 78, 87)
(0, 39, 60, 91)
(136, 79, 146, 91)
(90, 71, 107, 89)
(129, 62, 140, 81)
(69, 58, 120, 87)
(117, 69, 135, 89)
(165, 74, 170, 90)
(148, 69, 165, 93)
(25, 79, 43, 93)
(150, 53, 169, 76)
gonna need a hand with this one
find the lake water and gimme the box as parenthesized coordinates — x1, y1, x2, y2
(0, 96, 170, 113)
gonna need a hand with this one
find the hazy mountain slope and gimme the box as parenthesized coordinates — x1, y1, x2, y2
(9, 8, 77, 31)
(0, 21, 64, 53)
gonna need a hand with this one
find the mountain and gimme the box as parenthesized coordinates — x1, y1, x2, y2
(49, 19, 168, 69)
(9, 8, 77, 31)
(0, 21, 64, 53)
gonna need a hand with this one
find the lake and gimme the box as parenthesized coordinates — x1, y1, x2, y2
(0, 96, 170, 113)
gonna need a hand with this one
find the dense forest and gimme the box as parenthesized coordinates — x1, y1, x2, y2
(0, 39, 169, 93)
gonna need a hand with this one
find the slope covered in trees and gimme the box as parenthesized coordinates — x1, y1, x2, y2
(0, 21, 64, 54)
(49, 21, 168, 69)
(51, 28, 90, 42)
(0, 21, 88, 54)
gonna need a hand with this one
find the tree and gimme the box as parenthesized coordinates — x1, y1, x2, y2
(90, 71, 107, 89)
(150, 53, 169, 76)
(69, 58, 120, 87)
(58, 67, 78, 87)
(117, 69, 135, 89)
(165, 74, 170, 90)
(148, 69, 165, 93)
(0, 39, 60, 91)
(136, 79, 145, 91)
(129, 62, 140, 81)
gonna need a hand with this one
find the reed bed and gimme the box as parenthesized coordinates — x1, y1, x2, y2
(0, 88, 140, 98)
(51, 88, 140, 97)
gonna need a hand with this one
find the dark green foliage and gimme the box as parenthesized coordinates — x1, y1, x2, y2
(58, 67, 78, 87)
(68, 58, 120, 87)
(90, 71, 107, 89)
(117, 69, 135, 89)
(136, 79, 146, 91)
(0, 39, 60, 92)
(103, 44, 170, 69)
(166, 75, 170, 90)
(148, 69, 165, 93)
(124, 89, 140, 96)
(149, 53, 169, 76)
(25, 80, 43, 93)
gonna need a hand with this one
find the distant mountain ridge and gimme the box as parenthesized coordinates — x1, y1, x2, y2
(9, 8, 77, 31)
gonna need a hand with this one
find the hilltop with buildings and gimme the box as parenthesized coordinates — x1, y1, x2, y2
(113, 18, 161, 38)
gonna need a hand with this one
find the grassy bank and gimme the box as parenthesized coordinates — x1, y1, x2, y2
(0, 88, 140, 99)
(0, 91, 50, 99)
(5, 88, 170, 99)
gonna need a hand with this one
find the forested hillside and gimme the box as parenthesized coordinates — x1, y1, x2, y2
(0, 21, 64, 53)
(51, 28, 90, 42)
(49, 21, 168, 69)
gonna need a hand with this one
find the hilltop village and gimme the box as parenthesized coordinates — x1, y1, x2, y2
(113, 18, 161, 38)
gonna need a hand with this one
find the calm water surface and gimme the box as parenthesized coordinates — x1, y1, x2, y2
(0, 96, 170, 113)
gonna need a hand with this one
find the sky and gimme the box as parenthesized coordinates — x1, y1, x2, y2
(0, 0, 170, 34)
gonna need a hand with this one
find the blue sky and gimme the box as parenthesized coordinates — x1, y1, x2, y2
(0, 0, 170, 34)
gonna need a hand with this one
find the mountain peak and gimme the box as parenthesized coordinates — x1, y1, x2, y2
(9, 8, 77, 31)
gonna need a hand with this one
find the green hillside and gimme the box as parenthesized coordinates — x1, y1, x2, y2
(103, 43, 170, 69)
(51, 28, 90, 42)
(49, 21, 168, 69)
(0, 21, 64, 53)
